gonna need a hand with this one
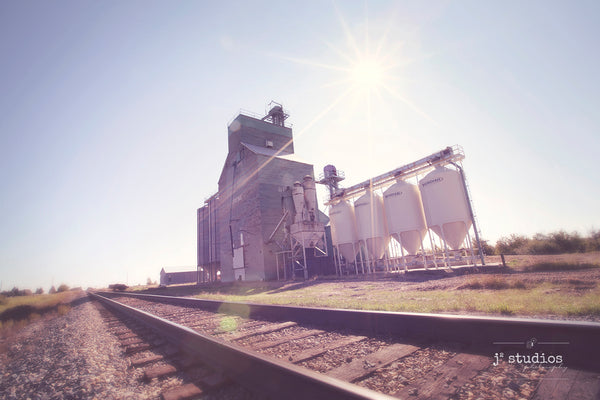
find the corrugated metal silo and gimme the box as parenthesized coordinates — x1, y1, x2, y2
(419, 166, 472, 250)
(354, 189, 388, 260)
(383, 179, 427, 255)
(328, 200, 358, 262)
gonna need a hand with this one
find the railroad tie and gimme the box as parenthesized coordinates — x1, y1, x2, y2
(394, 352, 490, 399)
(111, 328, 135, 336)
(143, 364, 178, 382)
(125, 343, 153, 355)
(131, 354, 164, 368)
(252, 329, 324, 350)
(213, 319, 266, 336)
(290, 335, 366, 364)
(228, 321, 298, 341)
(161, 383, 203, 400)
(327, 343, 420, 382)
(120, 337, 145, 347)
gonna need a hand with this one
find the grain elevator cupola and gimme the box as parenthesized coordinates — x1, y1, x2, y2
(262, 102, 289, 127)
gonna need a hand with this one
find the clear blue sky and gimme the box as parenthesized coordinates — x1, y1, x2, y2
(1, 1, 598, 291)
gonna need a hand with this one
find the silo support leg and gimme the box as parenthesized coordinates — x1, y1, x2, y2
(358, 243, 366, 274)
(427, 230, 437, 270)
(418, 230, 426, 271)
(440, 229, 450, 268)
(399, 237, 407, 273)
(466, 231, 476, 266)
(353, 243, 359, 275)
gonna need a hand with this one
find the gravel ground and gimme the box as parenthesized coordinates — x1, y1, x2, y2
(0, 297, 175, 399)
(2, 292, 574, 400)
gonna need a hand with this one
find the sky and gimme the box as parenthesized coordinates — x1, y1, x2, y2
(1, 1, 598, 291)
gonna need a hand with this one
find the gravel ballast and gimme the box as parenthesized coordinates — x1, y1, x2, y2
(0, 296, 173, 399)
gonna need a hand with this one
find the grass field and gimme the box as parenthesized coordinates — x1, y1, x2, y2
(179, 276, 600, 318)
(486, 252, 600, 271)
(140, 253, 600, 320)
(0, 290, 81, 332)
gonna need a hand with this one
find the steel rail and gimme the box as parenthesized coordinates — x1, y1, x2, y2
(96, 291, 600, 372)
(89, 292, 395, 400)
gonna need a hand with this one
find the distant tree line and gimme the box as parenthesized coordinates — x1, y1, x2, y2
(1, 283, 70, 297)
(484, 230, 600, 255)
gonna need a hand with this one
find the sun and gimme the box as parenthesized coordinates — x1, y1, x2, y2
(274, 5, 437, 131)
(350, 57, 385, 90)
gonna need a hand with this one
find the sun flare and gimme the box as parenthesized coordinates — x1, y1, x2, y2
(350, 58, 385, 89)
(277, 6, 438, 132)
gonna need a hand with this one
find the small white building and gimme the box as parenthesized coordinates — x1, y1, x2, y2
(159, 267, 197, 286)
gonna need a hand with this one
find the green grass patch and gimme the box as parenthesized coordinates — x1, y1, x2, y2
(489, 304, 514, 315)
(565, 304, 600, 316)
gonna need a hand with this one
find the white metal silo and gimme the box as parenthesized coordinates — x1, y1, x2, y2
(328, 200, 359, 266)
(354, 189, 388, 263)
(383, 179, 427, 256)
(419, 166, 472, 250)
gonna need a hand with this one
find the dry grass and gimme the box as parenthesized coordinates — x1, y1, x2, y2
(137, 253, 600, 321)
(0, 291, 81, 335)
(146, 272, 600, 320)
(487, 252, 600, 270)
(522, 262, 598, 272)
(0, 291, 78, 315)
(458, 276, 511, 290)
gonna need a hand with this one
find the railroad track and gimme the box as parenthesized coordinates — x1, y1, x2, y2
(90, 291, 600, 399)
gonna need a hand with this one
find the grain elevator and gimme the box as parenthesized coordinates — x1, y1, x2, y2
(197, 105, 331, 282)
(198, 105, 485, 283)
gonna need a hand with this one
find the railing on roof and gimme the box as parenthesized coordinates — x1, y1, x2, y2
(228, 109, 265, 126)
(227, 108, 292, 128)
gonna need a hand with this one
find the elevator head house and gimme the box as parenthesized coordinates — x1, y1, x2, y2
(197, 105, 333, 283)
